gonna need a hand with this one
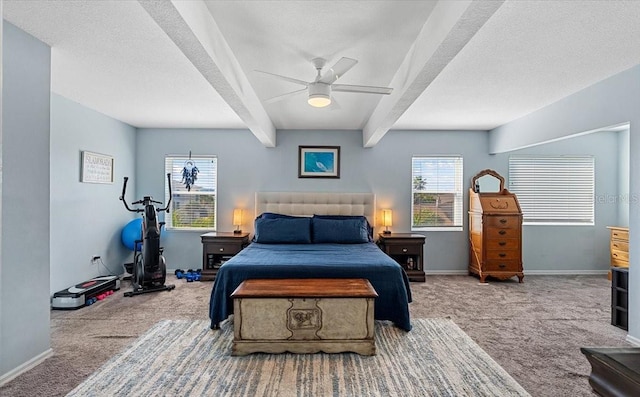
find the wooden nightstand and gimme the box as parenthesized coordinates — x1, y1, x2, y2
(377, 233, 426, 282)
(200, 232, 250, 281)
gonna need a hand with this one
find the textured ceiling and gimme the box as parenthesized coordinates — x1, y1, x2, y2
(4, 0, 640, 146)
(395, 0, 640, 130)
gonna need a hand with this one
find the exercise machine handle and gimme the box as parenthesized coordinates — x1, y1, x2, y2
(120, 174, 172, 213)
(158, 173, 172, 213)
(119, 177, 139, 213)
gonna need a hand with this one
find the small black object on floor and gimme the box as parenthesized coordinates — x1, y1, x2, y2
(124, 283, 175, 297)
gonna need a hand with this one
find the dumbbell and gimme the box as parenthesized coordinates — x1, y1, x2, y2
(187, 269, 201, 282)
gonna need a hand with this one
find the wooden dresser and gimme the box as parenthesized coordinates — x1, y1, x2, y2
(607, 226, 629, 280)
(468, 169, 524, 283)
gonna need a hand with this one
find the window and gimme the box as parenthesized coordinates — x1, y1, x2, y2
(411, 156, 463, 230)
(508, 155, 594, 225)
(164, 156, 217, 230)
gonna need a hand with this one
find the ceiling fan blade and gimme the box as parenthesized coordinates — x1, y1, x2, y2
(329, 97, 342, 110)
(264, 88, 307, 104)
(318, 57, 358, 84)
(254, 70, 309, 86)
(332, 84, 393, 95)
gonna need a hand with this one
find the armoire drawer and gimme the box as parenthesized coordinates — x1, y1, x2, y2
(486, 250, 520, 261)
(485, 216, 520, 229)
(484, 259, 521, 272)
(485, 239, 520, 250)
(485, 227, 520, 239)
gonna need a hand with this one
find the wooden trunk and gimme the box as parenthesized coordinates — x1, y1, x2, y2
(230, 278, 378, 356)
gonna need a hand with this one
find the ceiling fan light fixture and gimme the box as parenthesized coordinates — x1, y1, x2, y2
(307, 82, 331, 108)
(308, 94, 331, 108)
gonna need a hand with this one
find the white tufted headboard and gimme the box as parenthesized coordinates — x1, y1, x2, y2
(255, 192, 376, 225)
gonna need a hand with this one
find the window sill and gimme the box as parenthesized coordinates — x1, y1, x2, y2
(411, 227, 463, 232)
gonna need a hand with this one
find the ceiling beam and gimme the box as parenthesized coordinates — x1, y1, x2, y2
(362, 0, 504, 147)
(139, 0, 276, 147)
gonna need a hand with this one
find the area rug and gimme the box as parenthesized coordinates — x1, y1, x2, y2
(66, 318, 530, 397)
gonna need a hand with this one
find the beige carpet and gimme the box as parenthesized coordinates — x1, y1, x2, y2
(66, 318, 529, 397)
(0, 275, 631, 396)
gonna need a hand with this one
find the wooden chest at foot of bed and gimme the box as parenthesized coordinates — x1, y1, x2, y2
(230, 278, 378, 356)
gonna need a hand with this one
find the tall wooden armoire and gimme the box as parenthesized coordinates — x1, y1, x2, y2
(469, 169, 524, 283)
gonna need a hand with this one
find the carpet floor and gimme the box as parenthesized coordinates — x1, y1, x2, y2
(0, 275, 631, 396)
(66, 318, 529, 397)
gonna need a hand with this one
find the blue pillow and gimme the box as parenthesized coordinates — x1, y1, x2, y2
(312, 215, 373, 241)
(258, 212, 301, 220)
(311, 217, 370, 244)
(254, 217, 311, 244)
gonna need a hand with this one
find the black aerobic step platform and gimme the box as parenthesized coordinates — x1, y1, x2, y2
(51, 275, 120, 310)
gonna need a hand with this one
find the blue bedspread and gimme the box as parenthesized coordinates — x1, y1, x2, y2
(208, 242, 412, 331)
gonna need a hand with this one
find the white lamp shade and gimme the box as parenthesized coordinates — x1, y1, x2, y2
(382, 209, 393, 227)
(233, 209, 243, 227)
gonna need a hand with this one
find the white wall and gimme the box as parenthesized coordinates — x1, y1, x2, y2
(1, 21, 51, 381)
(489, 64, 640, 341)
(50, 94, 136, 294)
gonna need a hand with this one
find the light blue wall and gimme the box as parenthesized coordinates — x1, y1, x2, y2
(136, 128, 502, 271)
(136, 128, 619, 275)
(50, 94, 136, 294)
(506, 131, 618, 273)
(489, 65, 640, 155)
(1, 22, 51, 380)
(489, 64, 640, 341)
(618, 128, 630, 226)
(1, 13, 635, 381)
(135, 128, 393, 269)
(372, 129, 500, 272)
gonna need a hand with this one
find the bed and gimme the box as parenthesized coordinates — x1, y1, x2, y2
(208, 192, 412, 331)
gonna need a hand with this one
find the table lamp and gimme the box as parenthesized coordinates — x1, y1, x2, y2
(233, 208, 243, 234)
(382, 209, 392, 234)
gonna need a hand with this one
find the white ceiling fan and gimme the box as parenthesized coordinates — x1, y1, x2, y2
(255, 57, 393, 108)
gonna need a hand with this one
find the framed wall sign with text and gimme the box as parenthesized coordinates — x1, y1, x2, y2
(81, 151, 114, 184)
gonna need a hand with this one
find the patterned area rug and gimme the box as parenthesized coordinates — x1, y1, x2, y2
(66, 318, 530, 396)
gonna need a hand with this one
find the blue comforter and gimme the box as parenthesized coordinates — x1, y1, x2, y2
(208, 242, 412, 331)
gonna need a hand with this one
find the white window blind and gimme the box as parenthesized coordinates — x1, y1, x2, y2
(164, 156, 217, 230)
(508, 155, 594, 225)
(411, 156, 463, 229)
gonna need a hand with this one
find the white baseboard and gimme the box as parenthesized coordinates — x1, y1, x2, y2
(521, 269, 609, 276)
(424, 270, 608, 276)
(424, 270, 468, 275)
(626, 334, 640, 346)
(0, 348, 53, 387)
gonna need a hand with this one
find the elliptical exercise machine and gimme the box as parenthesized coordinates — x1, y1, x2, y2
(119, 173, 175, 297)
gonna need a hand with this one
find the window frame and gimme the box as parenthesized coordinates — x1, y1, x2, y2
(411, 155, 464, 232)
(164, 155, 218, 231)
(508, 155, 595, 226)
